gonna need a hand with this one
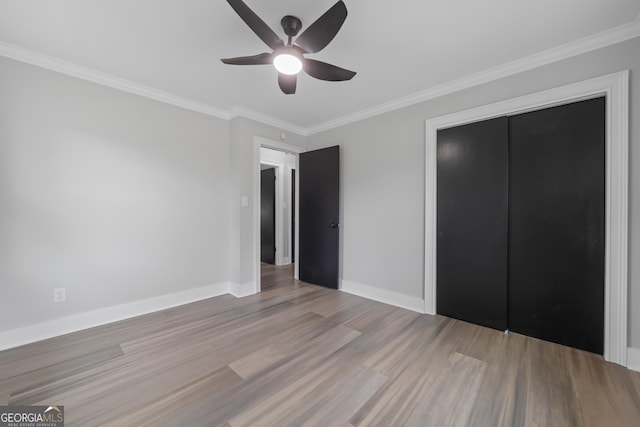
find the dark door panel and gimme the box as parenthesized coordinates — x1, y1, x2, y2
(437, 117, 509, 330)
(508, 97, 605, 354)
(299, 146, 340, 288)
(260, 168, 276, 264)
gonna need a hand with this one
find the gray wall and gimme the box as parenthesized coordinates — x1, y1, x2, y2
(0, 56, 231, 331)
(307, 37, 640, 348)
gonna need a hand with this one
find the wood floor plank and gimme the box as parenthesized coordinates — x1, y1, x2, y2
(7, 344, 124, 405)
(281, 365, 387, 427)
(1, 263, 639, 426)
(227, 364, 385, 427)
(362, 314, 445, 377)
(352, 317, 463, 426)
(292, 291, 370, 318)
(341, 301, 403, 332)
(403, 351, 487, 427)
(164, 324, 362, 426)
(96, 366, 242, 427)
(524, 337, 583, 426)
(119, 300, 305, 356)
(228, 312, 340, 379)
(38, 341, 224, 425)
(568, 347, 640, 426)
(351, 356, 448, 427)
(453, 320, 505, 362)
(465, 331, 530, 427)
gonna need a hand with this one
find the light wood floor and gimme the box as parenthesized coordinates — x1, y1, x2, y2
(1, 264, 640, 426)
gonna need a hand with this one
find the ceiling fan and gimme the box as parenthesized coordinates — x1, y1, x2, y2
(221, 0, 356, 94)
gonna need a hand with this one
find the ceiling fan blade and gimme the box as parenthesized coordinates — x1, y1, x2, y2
(221, 52, 273, 65)
(278, 73, 297, 94)
(227, 0, 284, 50)
(294, 1, 347, 54)
(303, 58, 356, 81)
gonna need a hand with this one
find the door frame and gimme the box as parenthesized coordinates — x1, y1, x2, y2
(253, 137, 306, 292)
(424, 71, 629, 366)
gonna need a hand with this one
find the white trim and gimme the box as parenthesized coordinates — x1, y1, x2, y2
(293, 156, 300, 280)
(306, 16, 640, 134)
(424, 71, 629, 366)
(628, 348, 640, 372)
(341, 279, 425, 314)
(254, 137, 306, 292)
(229, 282, 257, 298)
(0, 41, 229, 120)
(2, 15, 638, 136)
(0, 282, 230, 351)
(256, 137, 307, 155)
(286, 163, 297, 267)
(228, 106, 308, 136)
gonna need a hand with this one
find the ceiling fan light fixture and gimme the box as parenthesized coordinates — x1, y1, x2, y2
(221, 0, 356, 94)
(273, 52, 302, 75)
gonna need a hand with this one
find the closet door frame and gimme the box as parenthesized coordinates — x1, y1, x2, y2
(424, 71, 629, 366)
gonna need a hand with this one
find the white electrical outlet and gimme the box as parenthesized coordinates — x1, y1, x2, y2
(53, 287, 66, 303)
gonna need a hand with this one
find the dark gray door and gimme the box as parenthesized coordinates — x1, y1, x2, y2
(260, 168, 276, 264)
(437, 117, 509, 330)
(299, 146, 339, 288)
(508, 97, 605, 354)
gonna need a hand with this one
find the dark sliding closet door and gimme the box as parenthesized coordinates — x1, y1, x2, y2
(508, 98, 605, 354)
(437, 117, 509, 330)
(436, 97, 605, 354)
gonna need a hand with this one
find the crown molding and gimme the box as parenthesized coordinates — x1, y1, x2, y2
(0, 41, 230, 120)
(1, 12, 639, 136)
(228, 106, 308, 136)
(305, 14, 640, 135)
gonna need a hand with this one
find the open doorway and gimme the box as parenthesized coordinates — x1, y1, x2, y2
(259, 149, 295, 267)
(254, 137, 305, 292)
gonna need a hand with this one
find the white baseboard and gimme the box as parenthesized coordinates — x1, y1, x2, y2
(340, 279, 425, 314)
(229, 282, 257, 298)
(0, 282, 230, 352)
(628, 347, 640, 372)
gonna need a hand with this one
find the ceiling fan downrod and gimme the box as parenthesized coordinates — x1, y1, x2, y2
(281, 15, 302, 45)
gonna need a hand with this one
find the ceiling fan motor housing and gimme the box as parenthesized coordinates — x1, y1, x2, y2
(281, 15, 302, 38)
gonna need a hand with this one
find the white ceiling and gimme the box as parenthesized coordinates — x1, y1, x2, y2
(1, 0, 639, 132)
